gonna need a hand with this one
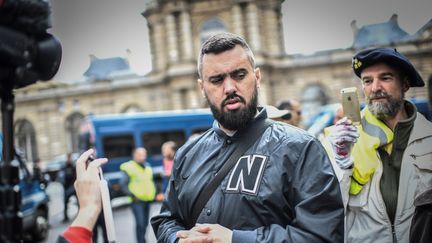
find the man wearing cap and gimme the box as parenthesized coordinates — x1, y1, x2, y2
(325, 47, 432, 242)
(265, 105, 292, 124)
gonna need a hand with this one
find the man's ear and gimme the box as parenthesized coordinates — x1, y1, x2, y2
(402, 78, 410, 92)
(255, 67, 261, 89)
(197, 79, 205, 98)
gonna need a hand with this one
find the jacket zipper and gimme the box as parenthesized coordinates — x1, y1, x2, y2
(375, 156, 397, 242)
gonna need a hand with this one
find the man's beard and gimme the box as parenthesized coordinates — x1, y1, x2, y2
(207, 88, 258, 131)
(367, 90, 403, 119)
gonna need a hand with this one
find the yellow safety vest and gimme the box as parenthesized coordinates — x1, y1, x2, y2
(120, 160, 156, 202)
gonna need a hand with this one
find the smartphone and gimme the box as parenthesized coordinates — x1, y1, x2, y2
(340, 87, 361, 125)
(99, 167, 116, 243)
(88, 154, 116, 243)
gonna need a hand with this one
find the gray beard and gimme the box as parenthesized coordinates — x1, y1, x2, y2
(367, 96, 404, 120)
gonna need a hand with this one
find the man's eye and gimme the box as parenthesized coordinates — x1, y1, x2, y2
(362, 79, 372, 85)
(209, 76, 224, 84)
(231, 71, 247, 80)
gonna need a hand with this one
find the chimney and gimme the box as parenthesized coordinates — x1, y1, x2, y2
(89, 54, 98, 62)
(390, 14, 398, 23)
(351, 19, 358, 37)
(125, 49, 132, 65)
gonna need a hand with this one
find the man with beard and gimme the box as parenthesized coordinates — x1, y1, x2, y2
(325, 47, 432, 242)
(151, 33, 344, 243)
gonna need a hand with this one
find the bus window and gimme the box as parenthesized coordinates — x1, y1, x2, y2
(102, 135, 135, 158)
(141, 131, 186, 156)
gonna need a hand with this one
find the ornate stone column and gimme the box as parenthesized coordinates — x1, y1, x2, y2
(165, 13, 179, 63)
(264, 7, 281, 54)
(231, 4, 244, 37)
(152, 21, 167, 71)
(180, 11, 194, 60)
(246, 2, 261, 51)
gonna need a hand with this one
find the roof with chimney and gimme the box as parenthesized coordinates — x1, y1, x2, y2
(412, 18, 432, 40)
(351, 14, 410, 48)
(83, 55, 133, 81)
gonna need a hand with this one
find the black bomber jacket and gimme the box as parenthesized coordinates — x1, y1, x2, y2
(151, 107, 344, 243)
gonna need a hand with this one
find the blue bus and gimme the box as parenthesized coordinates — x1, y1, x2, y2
(79, 109, 214, 198)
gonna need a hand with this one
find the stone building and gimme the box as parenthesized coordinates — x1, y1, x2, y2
(11, 0, 432, 163)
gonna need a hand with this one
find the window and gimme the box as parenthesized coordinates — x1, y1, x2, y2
(102, 135, 135, 159)
(141, 131, 186, 156)
(65, 113, 84, 153)
(200, 18, 226, 44)
(14, 119, 38, 162)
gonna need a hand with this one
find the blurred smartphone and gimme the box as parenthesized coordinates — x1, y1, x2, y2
(88, 155, 116, 242)
(340, 87, 361, 125)
(99, 167, 116, 243)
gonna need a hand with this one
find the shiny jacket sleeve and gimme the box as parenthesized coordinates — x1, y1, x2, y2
(234, 138, 344, 242)
(151, 176, 186, 243)
(151, 135, 205, 243)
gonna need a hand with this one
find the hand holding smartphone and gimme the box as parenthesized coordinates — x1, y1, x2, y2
(340, 87, 361, 125)
(87, 155, 116, 243)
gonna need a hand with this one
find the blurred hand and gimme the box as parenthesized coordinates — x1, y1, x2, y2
(177, 224, 232, 243)
(328, 117, 359, 169)
(71, 149, 108, 231)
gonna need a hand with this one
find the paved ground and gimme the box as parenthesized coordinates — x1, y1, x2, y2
(43, 182, 161, 243)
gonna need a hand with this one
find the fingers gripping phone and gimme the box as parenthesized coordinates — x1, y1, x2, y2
(88, 155, 116, 242)
(340, 87, 361, 125)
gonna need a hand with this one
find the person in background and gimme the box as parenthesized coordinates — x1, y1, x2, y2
(120, 147, 156, 243)
(324, 47, 432, 242)
(410, 74, 432, 243)
(265, 105, 292, 124)
(62, 153, 76, 222)
(156, 141, 177, 202)
(277, 99, 302, 127)
(92, 213, 108, 243)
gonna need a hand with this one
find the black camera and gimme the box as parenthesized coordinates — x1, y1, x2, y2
(0, 0, 62, 241)
(0, 0, 62, 90)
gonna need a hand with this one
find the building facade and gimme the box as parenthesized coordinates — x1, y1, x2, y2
(12, 0, 432, 162)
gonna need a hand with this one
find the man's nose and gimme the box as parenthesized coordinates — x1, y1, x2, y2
(371, 79, 382, 92)
(224, 77, 237, 95)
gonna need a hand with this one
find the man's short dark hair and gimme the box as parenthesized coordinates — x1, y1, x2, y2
(198, 32, 255, 79)
(277, 100, 293, 110)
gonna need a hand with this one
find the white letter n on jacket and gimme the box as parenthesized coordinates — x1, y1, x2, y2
(226, 155, 268, 195)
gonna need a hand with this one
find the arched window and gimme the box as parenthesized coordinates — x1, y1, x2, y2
(65, 112, 84, 153)
(200, 18, 226, 44)
(301, 84, 329, 127)
(121, 104, 143, 114)
(14, 119, 38, 162)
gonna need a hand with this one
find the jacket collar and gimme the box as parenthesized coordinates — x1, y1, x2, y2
(212, 106, 267, 139)
(408, 112, 432, 145)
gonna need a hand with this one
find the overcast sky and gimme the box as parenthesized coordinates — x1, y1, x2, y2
(49, 0, 432, 82)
